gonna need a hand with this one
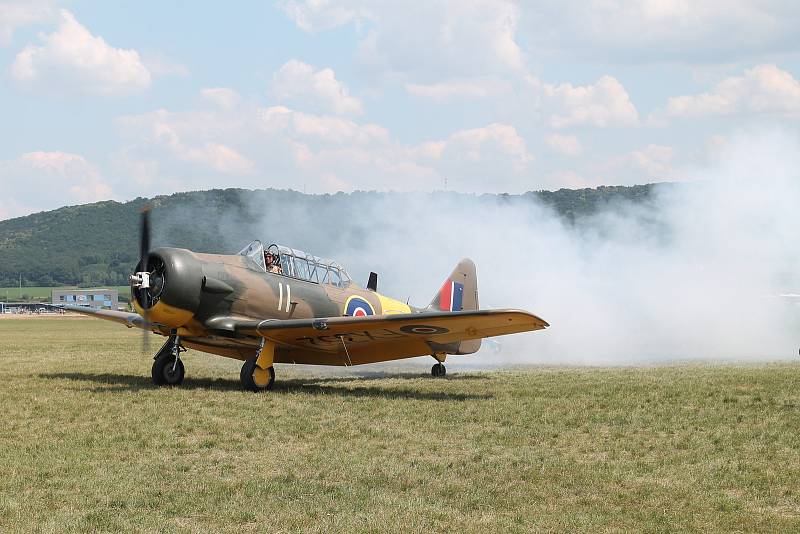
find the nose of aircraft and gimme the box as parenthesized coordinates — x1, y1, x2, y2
(131, 248, 204, 329)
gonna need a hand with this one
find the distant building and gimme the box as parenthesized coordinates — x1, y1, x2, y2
(52, 289, 119, 310)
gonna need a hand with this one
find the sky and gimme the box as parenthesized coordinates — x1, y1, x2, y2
(1, 0, 800, 220)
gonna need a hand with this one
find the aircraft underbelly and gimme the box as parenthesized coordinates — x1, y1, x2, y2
(181, 337, 259, 361)
(182, 336, 437, 366)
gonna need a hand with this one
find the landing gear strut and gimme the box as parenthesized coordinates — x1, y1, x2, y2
(152, 335, 185, 386)
(240, 339, 276, 392)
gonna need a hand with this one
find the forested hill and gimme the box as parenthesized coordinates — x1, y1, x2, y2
(0, 184, 668, 287)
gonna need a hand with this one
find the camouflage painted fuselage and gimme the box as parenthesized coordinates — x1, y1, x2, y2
(133, 248, 421, 364)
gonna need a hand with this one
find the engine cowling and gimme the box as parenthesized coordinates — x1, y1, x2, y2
(131, 248, 203, 329)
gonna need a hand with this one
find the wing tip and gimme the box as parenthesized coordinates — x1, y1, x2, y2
(490, 308, 549, 328)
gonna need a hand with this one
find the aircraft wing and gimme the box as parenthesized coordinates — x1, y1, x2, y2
(223, 309, 548, 363)
(58, 304, 149, 330)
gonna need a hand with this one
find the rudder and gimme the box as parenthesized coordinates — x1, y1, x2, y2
(427, 258, 481, 354)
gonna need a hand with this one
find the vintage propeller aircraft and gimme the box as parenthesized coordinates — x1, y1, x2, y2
(62, 209, 549, 392)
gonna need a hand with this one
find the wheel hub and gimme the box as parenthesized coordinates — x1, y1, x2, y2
(252, 366, 270, 387)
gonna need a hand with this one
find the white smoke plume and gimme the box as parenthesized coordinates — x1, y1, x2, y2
(158, 129, 800, 366)
(329, 129, 800, 365)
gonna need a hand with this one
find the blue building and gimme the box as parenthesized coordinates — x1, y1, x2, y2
(51, 289, 119, 310)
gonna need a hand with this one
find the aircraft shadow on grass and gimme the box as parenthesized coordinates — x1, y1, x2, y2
(40, 372, 492, 401)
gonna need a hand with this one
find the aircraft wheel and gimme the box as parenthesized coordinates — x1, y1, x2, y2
(152, 354, 185, 386)
(240, 357, 275, 392)
(431, 363, 446, 378)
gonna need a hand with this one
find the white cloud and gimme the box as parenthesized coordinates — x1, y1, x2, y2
(539, 75, 639, 128)
(282, 121, 535, 193)
(518, 2, 800, 64)
(278, 1, 800, 70)
(404, 78, 508, 100)
(626, 144, 675, 178)
(0, 151, 113, 218)
(179, 143, 253, 175)
(117, 109, 254, 175)
(271, 59, 363, 116)
(251, 106, 438, 190)
(444, 123, 533, 168)
(591, 144, 678, 185)
(141, 53, 189, 77)
(115, 93, 540, 195)
(421, 123, 535, 192)
(117, 102, 436, 192)
(10, 9, 151, 95)
(111, 148, 161, 189)
(259, 105, 388, 145)
(279, 0, 525, 77)
(277, 0, 365, 32)
(0, 0, 55, 45)
(200, 87, 242, 110)
(661, 64, 800, 119)
(545, 133, 583, 156)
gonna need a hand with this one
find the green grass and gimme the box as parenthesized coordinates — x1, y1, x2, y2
(0, 286, 130, 303)
(1, 318, 800, 532)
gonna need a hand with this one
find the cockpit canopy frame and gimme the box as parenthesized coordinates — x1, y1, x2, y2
(238, 240, 352, 288)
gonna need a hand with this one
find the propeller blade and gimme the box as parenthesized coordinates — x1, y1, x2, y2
(140, 205, 151, 273)
(139, 205, 152, 352)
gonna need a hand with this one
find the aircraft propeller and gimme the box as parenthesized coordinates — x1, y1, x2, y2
(133, 206, 152, 351)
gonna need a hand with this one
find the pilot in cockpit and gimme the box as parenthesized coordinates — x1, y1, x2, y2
(264, 251, 283, 274)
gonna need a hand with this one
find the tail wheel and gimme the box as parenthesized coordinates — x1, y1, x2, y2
(240, 356, 275, 392)
(431, 363, 446, 378)
(152, 353, 185, 386)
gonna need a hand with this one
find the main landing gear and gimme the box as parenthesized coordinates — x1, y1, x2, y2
(240, 339, 276, 392)
(149, 336, 277, 392)
(152, 336, 185, 386)
(431, 353, 447, 377)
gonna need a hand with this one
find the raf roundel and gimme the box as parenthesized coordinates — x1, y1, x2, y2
(399, 325, 449, 335)
(344, 296, 375, 317)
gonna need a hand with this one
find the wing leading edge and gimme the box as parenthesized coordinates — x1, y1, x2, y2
(59, 304, 149, 329)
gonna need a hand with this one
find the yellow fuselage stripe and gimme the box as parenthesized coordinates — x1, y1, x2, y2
(375, 293, 412, 315)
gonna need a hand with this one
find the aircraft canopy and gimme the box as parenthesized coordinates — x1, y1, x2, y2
(238, 240, 352, 288)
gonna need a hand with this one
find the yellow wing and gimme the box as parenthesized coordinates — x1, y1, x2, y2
(227, 309, 548, 365)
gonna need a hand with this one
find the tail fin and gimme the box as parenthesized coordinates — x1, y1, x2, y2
(428, 258, 480, 354)
(428, 258, 478, 312)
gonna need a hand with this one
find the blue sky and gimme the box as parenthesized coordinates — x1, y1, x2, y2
(1, 0, 800, 219)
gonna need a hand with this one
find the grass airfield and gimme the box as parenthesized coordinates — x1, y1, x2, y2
(1, 319, 800, 532)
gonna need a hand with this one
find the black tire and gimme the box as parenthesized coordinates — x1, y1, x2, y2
(431, 363, 446, 378)
(240, 357, 275, 392)
(152, 354, 185, 386)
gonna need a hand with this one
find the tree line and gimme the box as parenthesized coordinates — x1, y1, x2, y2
(0, 184, 667, 287)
